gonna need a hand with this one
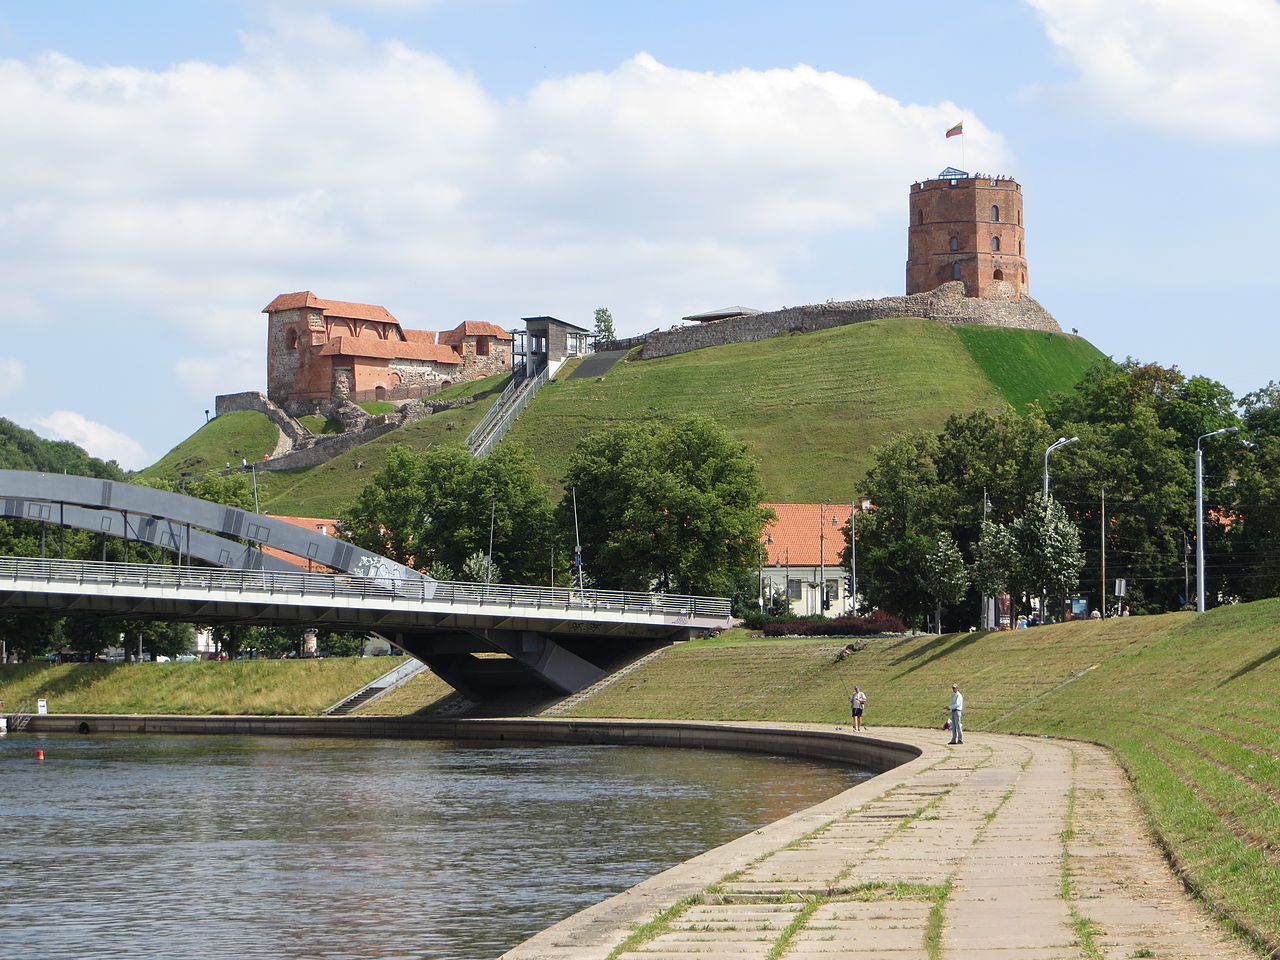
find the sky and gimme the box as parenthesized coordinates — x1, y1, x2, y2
(1, 0, 1277, 470)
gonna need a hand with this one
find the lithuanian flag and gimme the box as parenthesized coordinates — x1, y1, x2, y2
(946, 121, 963, 138)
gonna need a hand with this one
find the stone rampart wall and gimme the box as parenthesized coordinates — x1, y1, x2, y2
(639, 283, 1059, 360)
(215, 391, 311, 448)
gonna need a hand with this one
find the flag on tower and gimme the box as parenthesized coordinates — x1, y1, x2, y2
(946, 121, 963, 138)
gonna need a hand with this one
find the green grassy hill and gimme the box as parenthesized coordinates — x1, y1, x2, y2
(142, 319, 1104, 514)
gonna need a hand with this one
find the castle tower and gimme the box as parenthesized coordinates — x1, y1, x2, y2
(906, 170, 1028, 300)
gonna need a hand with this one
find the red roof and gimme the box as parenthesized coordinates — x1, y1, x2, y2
(262, 292, 398, 325)
(319, 337, 461, 364)
(402, 329, 437, 344)
(761, 503, 854, 567)
(438, 320, 514, 344)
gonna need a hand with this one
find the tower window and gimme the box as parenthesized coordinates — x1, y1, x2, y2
(1019, 240, 1023, 255)
(992, 204, 1000, 221)
(917, 209, 924, 225)
(948, 236, 959, 252)
(991, 236, 1001, 252)
(285, 329, 299, 350)
(952, 263, 962, 281)
(475, 336, 490, 357)
(993, 268, 1004, 281)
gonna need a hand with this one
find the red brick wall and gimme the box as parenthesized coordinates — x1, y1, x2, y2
(906, 177, 1028, 299)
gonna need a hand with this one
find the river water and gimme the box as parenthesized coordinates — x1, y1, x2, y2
(0, 732, 869, 960)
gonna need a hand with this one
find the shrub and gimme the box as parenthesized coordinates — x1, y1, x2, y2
(761, 610, 906, 637)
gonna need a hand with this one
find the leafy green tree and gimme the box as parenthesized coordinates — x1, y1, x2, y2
(317, 630, 368, 658)
(592, 306, 617, 342)
(560, 417, 772, 596)
(971, 519, 1017, 624)
(0, 417, 125, 479)
(64, 616, 120, 660)
(1011, 494, 1085, 617)
(0, 614, 64, 662)
(922, 533, 968, 633)
(339, 442, 556, 584)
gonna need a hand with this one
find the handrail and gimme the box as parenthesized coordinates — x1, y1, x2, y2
(0, 556, 732, 620)
(465, 373, 523, 448)
(467, 365, 549, 456)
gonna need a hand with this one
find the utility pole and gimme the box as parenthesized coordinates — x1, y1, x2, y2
(1100, 486, 1106, 618)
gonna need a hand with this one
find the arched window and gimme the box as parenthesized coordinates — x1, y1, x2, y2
(991, 236, 1001, 252)
(992, 205, 1000, 221)
(284, 329, 299, 350)
(948, 236, 959, 252)
(993, 268, 1004, 281)
(1019, 240, 1024, 255)
(917, 209, 924, 226)
(951, 263, 962, 281)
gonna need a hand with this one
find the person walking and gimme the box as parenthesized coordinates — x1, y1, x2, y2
(850, 685, 867, 732)
(946, 683, 964, 744)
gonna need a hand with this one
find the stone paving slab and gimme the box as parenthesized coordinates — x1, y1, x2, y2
(502, 724, 1265, 960)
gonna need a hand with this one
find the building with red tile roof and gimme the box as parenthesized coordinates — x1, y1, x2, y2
(760, 502, 864, 617)
(264, 292, 514, 406)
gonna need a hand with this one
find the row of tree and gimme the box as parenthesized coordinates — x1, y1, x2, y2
(850, 361, 1280, 628)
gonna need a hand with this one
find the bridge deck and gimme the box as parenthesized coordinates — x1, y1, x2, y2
(0, 557, 731, 636)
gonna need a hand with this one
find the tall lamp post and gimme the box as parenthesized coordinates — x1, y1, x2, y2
(1196, 427, 1239, 613)
(848, 500, 857, 617)
(1042, 437, 1080, 499)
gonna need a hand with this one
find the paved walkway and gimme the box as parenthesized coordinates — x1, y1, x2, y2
(503, 726, 1260, 960)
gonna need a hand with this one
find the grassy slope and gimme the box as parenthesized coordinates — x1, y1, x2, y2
(951, 326, 1103, 411)
(0, 657, 396, 715)
(507, 318, 1102, 502)
(254, 374, 512, 517)
(138, 410, 280, 483)
(138, 321, 1103, 510)
(561, 600, 1280, 949)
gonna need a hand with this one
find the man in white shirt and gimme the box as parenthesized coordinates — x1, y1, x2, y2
(947, 683, 964, 744)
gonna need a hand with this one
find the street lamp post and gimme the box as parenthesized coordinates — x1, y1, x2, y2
(570, 485, 584, 592)
(1196, 427, 1239, 613)
(849, 501, 857, 617)
(1042, 437, 1080, 499)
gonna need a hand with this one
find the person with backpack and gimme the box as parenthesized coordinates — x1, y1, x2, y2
(850, 685, 868, 732)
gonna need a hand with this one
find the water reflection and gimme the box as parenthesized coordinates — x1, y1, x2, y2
(0, 733, 868, 960)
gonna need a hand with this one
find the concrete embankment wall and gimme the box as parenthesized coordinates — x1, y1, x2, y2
(24, 714, 918, 774)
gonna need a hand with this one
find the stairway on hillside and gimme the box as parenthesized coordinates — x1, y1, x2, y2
(466, 364, 550, 456)
(324, 657, 429, 716)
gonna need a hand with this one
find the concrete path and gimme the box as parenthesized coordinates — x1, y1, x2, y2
(503, 726, 1260, 960)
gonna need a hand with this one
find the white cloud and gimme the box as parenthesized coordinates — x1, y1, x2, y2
(0, 358, 27, 399)
(31, 411, 149, 470)
(1027, 0, 1280, 142)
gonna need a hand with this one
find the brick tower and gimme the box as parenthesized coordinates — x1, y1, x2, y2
(906, 170, 1028, 299)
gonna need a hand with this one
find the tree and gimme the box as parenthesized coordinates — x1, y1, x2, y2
(592, 306, 616, 343)
(1011, 494, 1086, 617)
(922, 533, 968, 633)
(971, 519, 1017, 625)
(560, 417, 772, 596)
(339, 442, 556, 584)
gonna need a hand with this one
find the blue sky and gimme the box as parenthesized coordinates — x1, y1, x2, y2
(1, 0, 1276, 469)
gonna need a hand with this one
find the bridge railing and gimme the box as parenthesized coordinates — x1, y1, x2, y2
(0, 556, 732, 620)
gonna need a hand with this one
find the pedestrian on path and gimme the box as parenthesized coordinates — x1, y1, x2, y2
(946, 683, 964, 744)
(850, 685, 867, 732)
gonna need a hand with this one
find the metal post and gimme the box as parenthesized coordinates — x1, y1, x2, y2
(1043, 436, 1080, 500)
(818, 502, 827, 615)
(571, 486, 584, 592)
(1196, 427, 1239, 613)
(1099, 486, 1106, 618)
(849, 501, 857, 617)
(250, 464, 260, 514)
(487, 499, 497, 584)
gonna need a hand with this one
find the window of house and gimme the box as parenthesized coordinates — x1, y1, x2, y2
(949, 236, 959, 252)
(952, 263, 962, 281)
(991, 236, 1001, 252)
(787, 579, 803, 601)
(475, 336, 490, 357)
(992, 204, 1000, 221)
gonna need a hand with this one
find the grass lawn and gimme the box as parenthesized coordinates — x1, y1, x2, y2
(506, 318, 1100, 502)
(0, 657, 397, 716)
(137, 410, 280, 483)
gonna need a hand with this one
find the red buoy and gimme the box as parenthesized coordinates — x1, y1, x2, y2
(35, 750, 44, 761)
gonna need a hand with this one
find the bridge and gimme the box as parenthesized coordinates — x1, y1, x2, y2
(0, 471, 731, 698)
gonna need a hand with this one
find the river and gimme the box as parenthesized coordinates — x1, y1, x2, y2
(0, 732, 869, 959)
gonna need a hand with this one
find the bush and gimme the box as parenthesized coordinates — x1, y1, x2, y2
(761, 610, 906, 637)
